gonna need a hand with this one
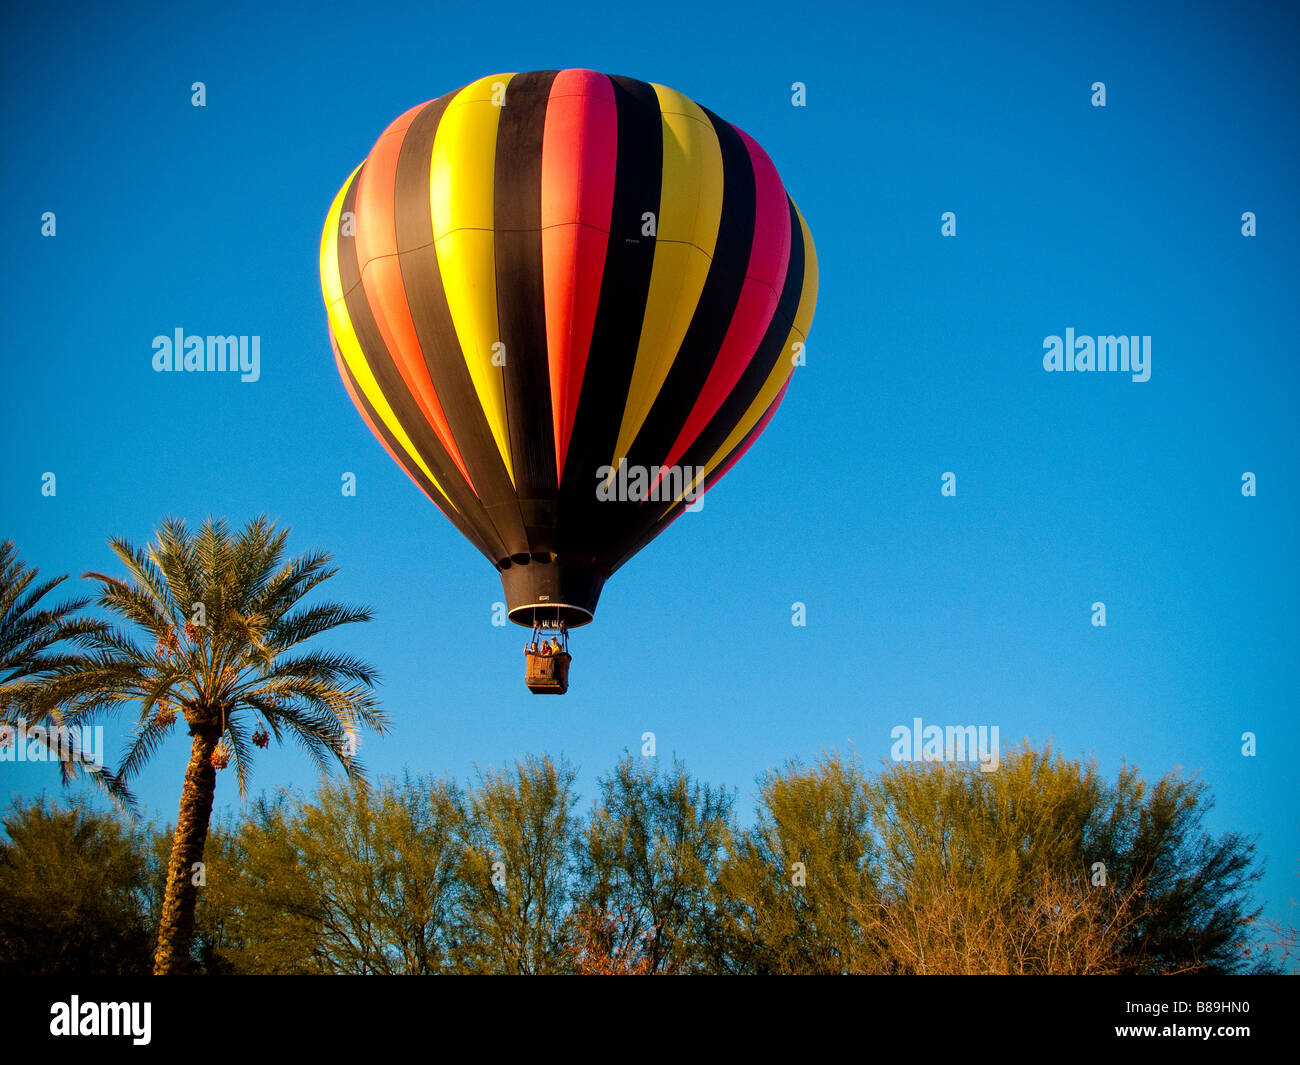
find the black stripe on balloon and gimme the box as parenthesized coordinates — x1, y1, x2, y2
(393, 91, 529, 561)
(335, 169, 506, 561)
(554, 74, 663, 565)
(672, 194, 805, 481)
(494, 69, 559, 556)
(600, 105, 757, 562)
(605, 386, 784, 576)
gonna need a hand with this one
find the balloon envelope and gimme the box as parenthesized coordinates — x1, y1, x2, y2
(320, 69, 817, 627)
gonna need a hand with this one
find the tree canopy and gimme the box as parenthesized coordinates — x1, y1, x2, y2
(2, 745, 1278, 975)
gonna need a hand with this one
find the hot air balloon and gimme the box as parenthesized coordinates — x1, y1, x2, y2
(319, 70, 817, 693)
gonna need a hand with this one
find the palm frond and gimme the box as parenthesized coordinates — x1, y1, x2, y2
(0, 540, 136, 809)
(43, 517, 382, 792)
(97, 535, 175, 619)
(265, 601, 373, 654)
(262, 649, 381, 687)
(118, 712, 181, 783)
(221, 714, 256, 800)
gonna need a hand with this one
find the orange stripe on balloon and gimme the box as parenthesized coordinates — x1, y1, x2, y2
(541, 69, 617, 482)
(353, 101, 477, 492)
(654, 125, 792, 482)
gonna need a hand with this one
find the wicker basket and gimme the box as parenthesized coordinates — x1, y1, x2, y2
(525, 651, 571, 694)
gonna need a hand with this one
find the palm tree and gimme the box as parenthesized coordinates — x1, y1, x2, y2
(0, 540, 125, 800)
(46, 515, 386, 974)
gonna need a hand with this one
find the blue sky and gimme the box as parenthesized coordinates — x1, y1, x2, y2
(3, 0, 1297, 936)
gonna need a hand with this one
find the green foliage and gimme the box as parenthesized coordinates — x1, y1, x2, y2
(183, 776, 467, 974)
(0, 744, 1271, 975)
(576, 755, 735, 973)
(871, 742, 1104, 919)
(1081, 760, 1265, 973)
(868, 743, 1265, 974)
(453, 754, 578, 974)
(720, 752, 881, 973)
(0, 796, 153, 974)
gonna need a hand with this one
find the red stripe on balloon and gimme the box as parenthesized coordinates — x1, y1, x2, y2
(541, 69, 617, 483)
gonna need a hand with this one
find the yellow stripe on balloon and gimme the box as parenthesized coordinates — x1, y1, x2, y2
(430, 73, 517, 485)
(319, 171, 453, 507)
(609, 83, 724, 467)
(698, 202, 818, 481)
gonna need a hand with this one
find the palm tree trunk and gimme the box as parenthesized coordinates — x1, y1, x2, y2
(153, 727, 219, 974)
